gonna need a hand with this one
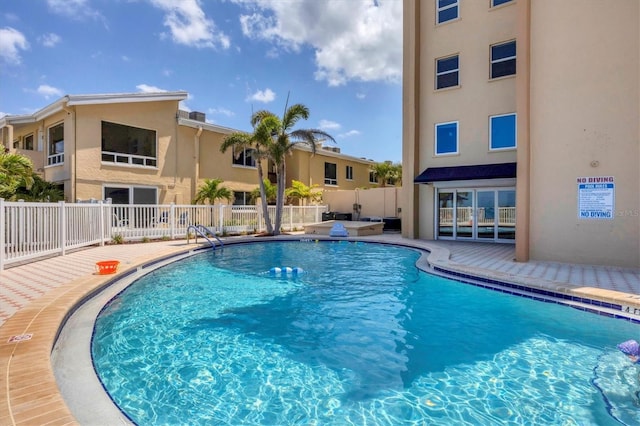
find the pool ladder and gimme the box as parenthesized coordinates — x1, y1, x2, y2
(187, 225, 224, 250)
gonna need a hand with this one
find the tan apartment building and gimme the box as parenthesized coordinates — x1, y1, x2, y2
(403, 0, 639, 268)
(0, 92, 378, 206)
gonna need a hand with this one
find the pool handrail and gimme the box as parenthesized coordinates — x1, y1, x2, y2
(186, 225, 224, 249)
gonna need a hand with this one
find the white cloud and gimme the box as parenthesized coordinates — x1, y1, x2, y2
(233, 0, 402, 86)
(339, 130, 361, 138)
(37, 84, 63, 99)
(121, 55, 130, 62)
(0, 27, 29, 65)
(46, 0, 105, 23)
(149, 0, 230, 49)
(356, 92, 366, 100)
(209, 107, 235, 117)
(319, 119, 341, 131)
(39, 33, 61, 47)
(246, 88, 275, 103)
(136, 84, 167, 93)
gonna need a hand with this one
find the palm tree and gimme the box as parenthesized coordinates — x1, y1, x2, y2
(285, 180, 322, 206)
(371, 161, 402, 187)
(0, 151, 34, 199)
(193, 178, 233, 205)
(254, 100, 335, 235)
(250, 178, 277, 205)
(14, 175, 64, 202)
(220, 113, 280, 234)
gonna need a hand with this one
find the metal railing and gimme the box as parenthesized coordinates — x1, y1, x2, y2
(439, 207, 516, 226)
(0, 200, 328, 270)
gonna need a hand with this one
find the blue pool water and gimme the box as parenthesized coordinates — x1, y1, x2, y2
(92, 241, 640, 425)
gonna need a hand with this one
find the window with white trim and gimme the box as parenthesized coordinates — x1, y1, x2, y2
(104, 186, 157, 204)
(101, 121, 157, 167)
(436, 54, 459, 89)
(346, 165, 353, 180)
(491, 40, 516, 79)
(47, 122, 64, 166)
(437, 0, 459, 24)
(233, 191, 251, 205)
(492, 0, 513, 7)
(490, 113, 517, 150)
(232, 148, 256, 167)
(24, 134, 34, 150)
(324, 162, 337, 185)
(435, 121, 459, 155)
(369, 171, 377, 184)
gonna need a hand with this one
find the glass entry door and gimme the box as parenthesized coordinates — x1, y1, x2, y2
(476, 190, 496, 239)
(437, 188, 515, 241)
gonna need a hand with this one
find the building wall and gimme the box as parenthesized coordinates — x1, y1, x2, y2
(72, 101, 190, 203)
(407, 0, 518, 240)
(196, 127, 260, 197)
(291, 147, 376, 191)
(528, 0, 639, 267)
(404, 0, 640, 267)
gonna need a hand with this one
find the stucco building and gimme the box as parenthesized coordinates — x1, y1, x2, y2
(403, 0, 639, 267)
(0, 92, 378, 206)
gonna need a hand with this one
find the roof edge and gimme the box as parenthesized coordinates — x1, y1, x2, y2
(67, 91, 189, 106)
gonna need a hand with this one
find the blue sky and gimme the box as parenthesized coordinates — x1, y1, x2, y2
(0, 0, 403, 163)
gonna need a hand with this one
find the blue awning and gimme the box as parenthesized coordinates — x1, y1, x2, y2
(414, 162, 517, 183)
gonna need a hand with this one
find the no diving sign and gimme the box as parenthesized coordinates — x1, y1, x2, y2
(577, 176, 614, 219)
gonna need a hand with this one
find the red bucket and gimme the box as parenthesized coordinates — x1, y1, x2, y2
(96, 260, 120, 275)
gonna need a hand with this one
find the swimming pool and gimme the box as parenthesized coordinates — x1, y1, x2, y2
(91, 241, 640, 425)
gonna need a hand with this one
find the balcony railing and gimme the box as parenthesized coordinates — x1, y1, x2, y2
(101, 151, 157, 167)
(47, 153, 64, 166)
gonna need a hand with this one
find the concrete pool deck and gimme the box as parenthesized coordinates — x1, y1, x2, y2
(1, 235, 639, 425)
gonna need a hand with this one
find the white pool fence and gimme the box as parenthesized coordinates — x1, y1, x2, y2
(0, 200, 328, 270)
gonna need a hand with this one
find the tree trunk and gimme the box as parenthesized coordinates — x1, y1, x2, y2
(256, 162, 274, 234)
(273, 161, 286, 236)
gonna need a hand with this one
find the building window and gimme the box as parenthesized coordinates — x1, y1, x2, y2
(233, 191, 250, 206)
(47, 122, 64, 166)
(491, 0, 513, 6)
(104, 186, 157, 204)
(324, 162, 337, 185)
(232, 148, 256, 167)
(24, 134, 34, 150)
(105, 186, 158, 227)
(369, 171, 377, 184)
(435, 121, 459, 155)
(13, 139, 19, 149)
(490, 113, 517, 150)
(101, 121, 157, 167)
(491, 40, 516, 79)
(436, 54, 459, 89)
(437, 0, 458, 24)
(346, 165, 353, 180)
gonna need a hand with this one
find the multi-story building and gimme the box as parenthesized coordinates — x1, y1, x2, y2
(403, 0, 639, 268)
(0, 92, 377, 205)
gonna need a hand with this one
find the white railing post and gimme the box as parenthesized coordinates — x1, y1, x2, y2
(170, 203, 176, 239)
(289, 205, 293, 231)
(99, 201, 105, 246)
(59, 201, 66, 256)
(257, 205, 263, 233)
(0, 198, 5, 272)
(219, 205, 224, 233)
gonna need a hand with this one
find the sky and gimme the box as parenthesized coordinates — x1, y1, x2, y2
(0, 0, 403, 163)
